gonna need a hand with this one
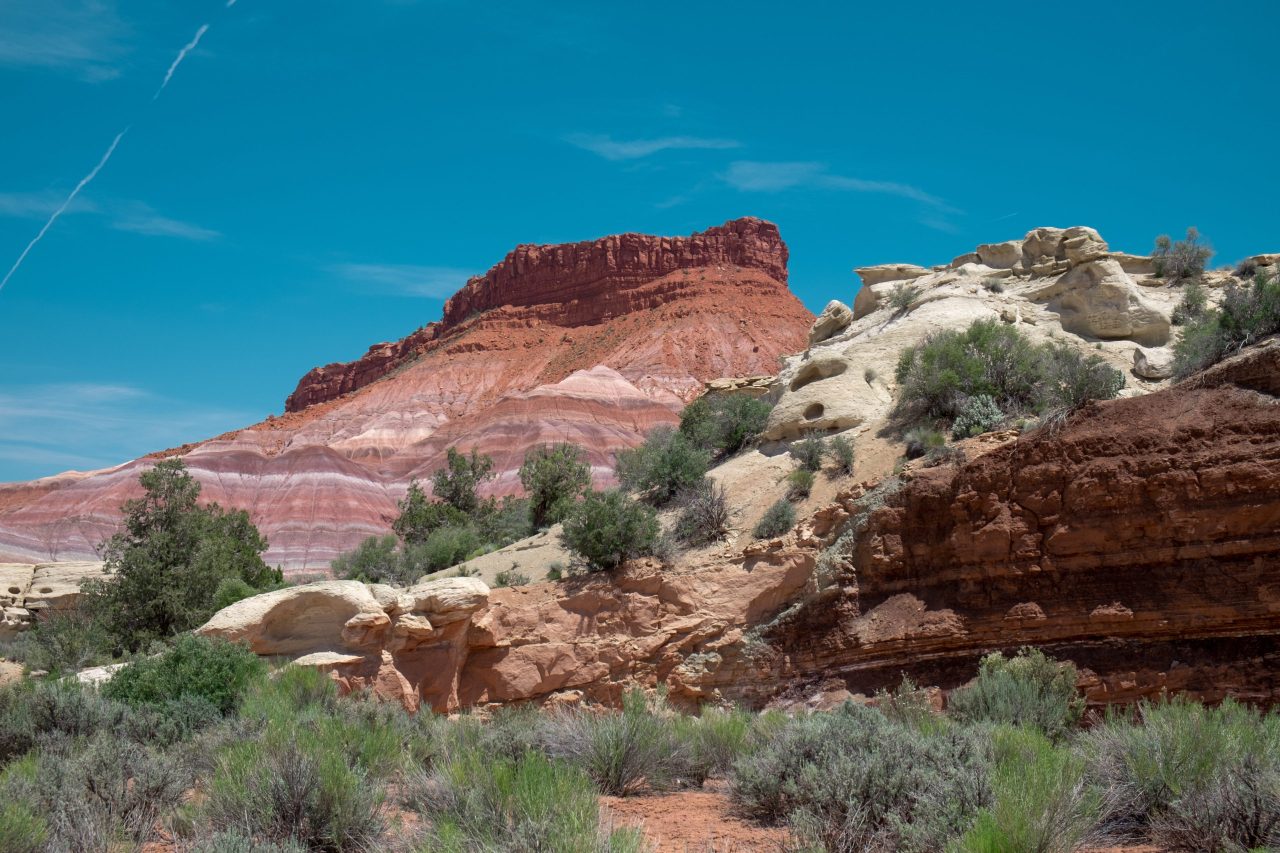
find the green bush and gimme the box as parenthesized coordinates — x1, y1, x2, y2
(103, 634, 265, 716)
(0, 800, 46, 853)
(731, 702, 992, 852)
(431, 447, 495, 515)
(904, 426, 946, 459)
(673, 479, 731, 545)
(615, 426, 710, 505)
(520, 443, 592, 528)
(332, 534, 409, 585)
(790, 435, 826, 472)
(827, 433, 856, 475)
(954, 727, 1100, 853)
(1173, 269, 1280, 377)
(6, 605, 113, 674)
(1037, 343, 1125, 415)
(188, 832, 307, 853)
(889, 282, 921, 313)
(948, 649, 1084, 741)
(874, 676, 939, 730)
(669, 706, 756, 785)
(1170, 279, 1209, 326)
(542, 690, 678, 795)
(679, 394, 773, 456)
(786, 468, 814, 499)
(1079, 697, 1280, 847)
(474, 495, 535, 548)
(86, 459, 281, 653)
(494, 567, 530, 587)
(392, 481, 469, 545)
(1152, 227, 1212, 282)
(560, 490, 660, 572)
(409, 749, 645, 853)
(753, 500, 795, 539)
(418, 524, 482, 573)
(952, 394, 1004, 439)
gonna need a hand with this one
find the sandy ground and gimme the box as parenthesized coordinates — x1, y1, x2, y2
(0, 659, 22, 687)
(601, 787, 791, 852)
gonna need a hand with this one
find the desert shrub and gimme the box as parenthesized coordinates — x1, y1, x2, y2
(103, 633, 265, 716)
(673, 479, 731, 546)
(392, 481, 469, 545)
(753, 500, 795, 539)
(431, 447, 495, 515)
(786, 468, 814, 499)
(546, 561, 564, 581)
(520, 443, 592, 528)
(1, 731, 191, 849)
(952, 394, 1004, 439)
(669, 706, 758, 785)
(903, 426, 946, 459)
(86, 459, 281, 653)
(649, 530, 678, 565)
(212, 576, 260, 611)
(1152, 227, 1212, 282)
(895, 320, 1042, 422)
(560, 490, 660, 572)
(493, 567, 531, 587)
(1174, 269, 1280, 377)
(332, 534, 406, 584)
(474, 495, 535, 547)
(679, 394, 773, 456)
(827, 433, 856, 475)
(203, 737, 385, 851)
(0, 678, 173, 763)
(542, 689, 678, 795)
(1170, 279, 1209, 326)
(889, 282, 921, 313)
(874, 675, 939, 730)
(982, 277, 1006, 293)
(948, 648, 1084, 741)
(409, 749, 644, 853)
(615, 426, 709, 504)
(731, 702, 992, 852)
(0, 800, 46, 853)
(6, 604, 113, 674)
(955, 727, 1100, 853)
(418, 524, 482, 573)
(1037, 343, 1125, 414)
(188, 832, 307, 853)
(1079, 697, 1280, 846)
(790, 435, 826, 472)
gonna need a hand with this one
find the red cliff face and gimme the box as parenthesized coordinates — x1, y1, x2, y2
(285, 217, 789, 413)
(0, 218, 811, 572)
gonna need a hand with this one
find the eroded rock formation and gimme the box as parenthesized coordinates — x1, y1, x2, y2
(0, 219, 810, 571)
(198, 342, 1280, 711)
(0, 561, 106, 639)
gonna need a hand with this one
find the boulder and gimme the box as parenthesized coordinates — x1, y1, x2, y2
(1061, 226, 1110, 265)
(808, 300, 855, 345)
(976, 240, 1023, 270)
(703, 376, 774, 400)
(949, 252, 980, 268)
(1030, 259, 1170, 346)
(1133, 346, 1175, 380)
(854, 263, 929, 287)
(198, 580, 388, 656)
(763, 353, 871, 440)
(1113, 253, 1157, 276)
(402, 576, 489, 624)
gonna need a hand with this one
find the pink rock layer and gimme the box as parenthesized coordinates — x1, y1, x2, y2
(0, 218, 811, 572)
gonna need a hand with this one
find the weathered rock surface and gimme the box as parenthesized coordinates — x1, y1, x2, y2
(0, 561, 106, 638)
(766, 226, 1178, 440)
(808, 300, 854, 345)
(1132, 346, 1174, 380)
(0, 219, 811, 572)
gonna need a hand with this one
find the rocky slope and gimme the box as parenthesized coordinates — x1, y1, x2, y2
(0, 218, 811, 572)
(199, 340, 1280, 713)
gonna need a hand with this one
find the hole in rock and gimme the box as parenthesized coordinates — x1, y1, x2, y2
(804, 403, 825, 420)
(7, 587, 19, 595)
(38, 587, 52, 594)
(790, 360, 849, 392)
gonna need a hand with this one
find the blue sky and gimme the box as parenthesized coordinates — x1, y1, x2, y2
(1, 0, 1277, 481)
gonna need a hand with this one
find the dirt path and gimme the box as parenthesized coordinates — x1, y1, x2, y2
(600, 789, 790, 852)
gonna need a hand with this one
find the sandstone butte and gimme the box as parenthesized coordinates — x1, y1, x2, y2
(0, 217, 812, 572)
(197, 340, 1280, 714)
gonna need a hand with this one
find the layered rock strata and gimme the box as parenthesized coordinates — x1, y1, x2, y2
(0, 219, 810, 571)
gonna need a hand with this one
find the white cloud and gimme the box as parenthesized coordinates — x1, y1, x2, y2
(332, 263, 474, 299)
(0, 0, 130, 80)
(0, 191, 99, 219)
(566, 133, 741, 161)
(722, 160, 955, 211)
(112, 208, 221, 241)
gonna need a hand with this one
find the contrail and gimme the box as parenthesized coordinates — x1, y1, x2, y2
(154, 23, 209, 99)
(0, 128, 129, 294)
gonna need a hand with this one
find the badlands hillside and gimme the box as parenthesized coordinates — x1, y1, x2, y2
(0, 218, 811, 572)
(188, 224, 1280, 713)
